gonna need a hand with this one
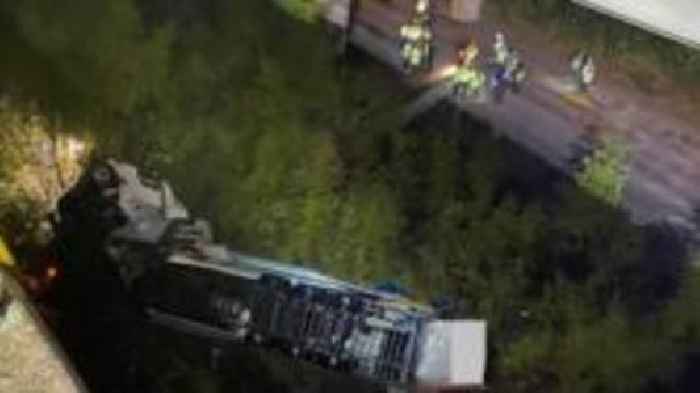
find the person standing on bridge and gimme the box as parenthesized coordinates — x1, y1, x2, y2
(400, 17, 423, 72)
(485, 33, 527, 102)
(452, 63, 486, 102)
(400, 17, 423, 51)
(453, 39, 485, 101)
(570, 50, 596, 92)
(400, 13, 433, 73)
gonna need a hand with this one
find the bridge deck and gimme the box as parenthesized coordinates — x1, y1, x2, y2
(328, 0, 700, 240)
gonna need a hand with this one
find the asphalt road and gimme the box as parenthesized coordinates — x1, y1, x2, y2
(339, 0, 700, 242)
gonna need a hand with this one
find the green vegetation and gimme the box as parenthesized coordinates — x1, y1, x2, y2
(0, 0, 699, 393)
(575, 136, 630, 206)
(0, 98, 93, 250)
(0, 0, 172, 121)
(491, 0, 700, 86)
(273, 0, 323, 22)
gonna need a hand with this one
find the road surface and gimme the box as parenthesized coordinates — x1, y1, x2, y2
(336, 0, 700, 241)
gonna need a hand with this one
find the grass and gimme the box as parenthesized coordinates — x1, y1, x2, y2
(272, 0, 323, 23)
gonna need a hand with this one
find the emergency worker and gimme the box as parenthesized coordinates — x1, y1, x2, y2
(400, 15, 433, 72)
(400, 18, 423, 49)
(400, 18, 421, 71)
(452, 63, 485, 100)
(454, 38, 483, 98)
(571, 50, 596, 91)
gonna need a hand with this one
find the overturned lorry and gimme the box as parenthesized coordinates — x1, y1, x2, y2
(52, 159, 487, 391)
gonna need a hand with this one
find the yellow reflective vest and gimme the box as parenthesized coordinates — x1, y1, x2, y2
(453, 66, 485, 90)
(400, 24, 423, 42)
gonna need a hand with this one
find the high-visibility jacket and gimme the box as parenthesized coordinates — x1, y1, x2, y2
(453, 66, 485, 90)
(408, 44, 423, 65)
(400, 24, 423, 42)
(453, 66, 475, 83)
(420, 27, 432, 42)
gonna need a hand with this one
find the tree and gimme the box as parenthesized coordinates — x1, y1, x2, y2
(0, 97, 92, 246)
(5, 0, 172, 117)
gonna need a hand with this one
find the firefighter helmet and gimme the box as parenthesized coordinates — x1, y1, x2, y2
(416, 0, 429, 14)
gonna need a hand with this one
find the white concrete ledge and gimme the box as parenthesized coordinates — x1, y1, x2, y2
(573, 0, 700, 49)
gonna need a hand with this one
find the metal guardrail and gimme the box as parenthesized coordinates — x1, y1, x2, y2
(0, 266, 90, 393)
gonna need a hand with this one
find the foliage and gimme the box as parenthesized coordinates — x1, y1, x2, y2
(0, 0, 172, 118)
(272, 0, 324, 23)
(575, 136, 630, 206)
(0, 97, 92, 247)
(504, 312, 665, 393)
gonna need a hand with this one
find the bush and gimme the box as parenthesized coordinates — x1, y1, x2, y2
(575, 136, 630, 206)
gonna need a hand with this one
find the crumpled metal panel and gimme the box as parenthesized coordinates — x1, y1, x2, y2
(415, 320, 487, 387)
